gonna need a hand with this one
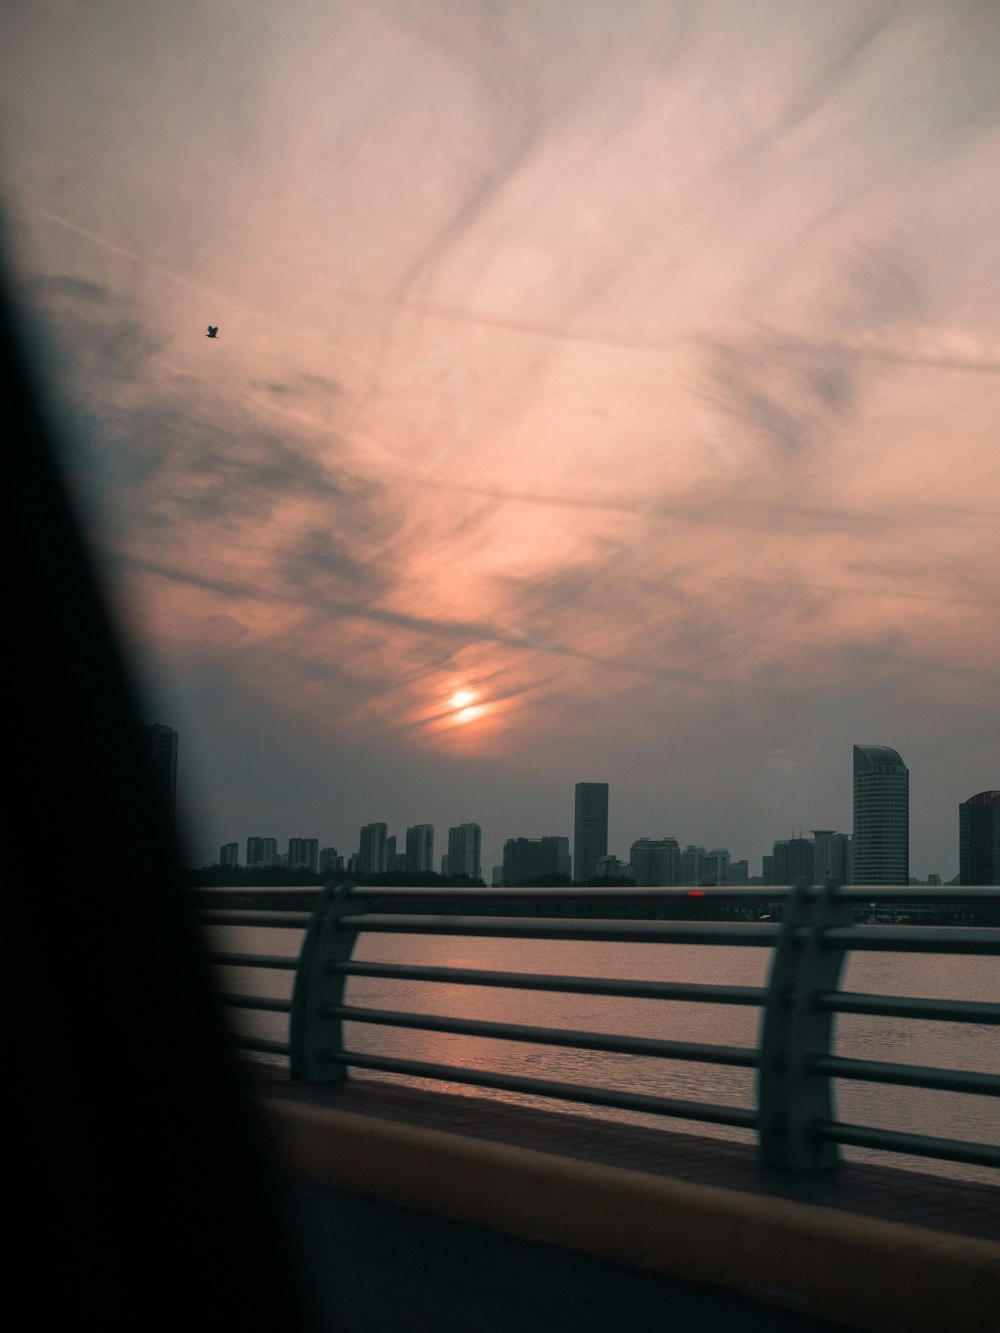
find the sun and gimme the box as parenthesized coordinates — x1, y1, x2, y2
(444, 688, 486, 725)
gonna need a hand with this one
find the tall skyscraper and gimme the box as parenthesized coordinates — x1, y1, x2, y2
(959, 791, 1000, 885)
(853, 745, 909, 885)
(358, 822, 388, 875)
(143, 723, 178, 830)
(405, 824, 434, 873)
(447, 823, 482, 882)
(219, 842, 239, 867)
(574, 782, 608, 885)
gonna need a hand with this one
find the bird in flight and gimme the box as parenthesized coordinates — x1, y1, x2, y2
(206, 325, 219, 338)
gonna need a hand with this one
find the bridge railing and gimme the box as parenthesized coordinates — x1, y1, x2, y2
(200, 882, 1000, 1172)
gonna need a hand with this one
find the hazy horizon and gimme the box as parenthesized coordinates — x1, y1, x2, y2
(3, 2, 997, 880)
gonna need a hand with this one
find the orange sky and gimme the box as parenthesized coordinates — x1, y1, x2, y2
(2, 1, 998, 874)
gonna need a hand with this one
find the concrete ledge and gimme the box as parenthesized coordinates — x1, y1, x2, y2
(257, 1097, 1000, 1332)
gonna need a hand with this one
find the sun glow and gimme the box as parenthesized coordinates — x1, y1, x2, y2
(448, 690, 477, 709)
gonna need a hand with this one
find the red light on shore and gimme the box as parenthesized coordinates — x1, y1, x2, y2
(686, 890, 707, 897)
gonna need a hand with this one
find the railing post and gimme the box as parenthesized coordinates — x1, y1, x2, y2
(758, 882, 851, 1169)
(289, 881, 359, 1081)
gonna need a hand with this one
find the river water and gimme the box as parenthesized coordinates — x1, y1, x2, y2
(209, 925, 999, 1186)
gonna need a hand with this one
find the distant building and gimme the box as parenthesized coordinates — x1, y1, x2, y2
(447, 823, 482, 881)
(386, 835, 399, 874)
(574, 783, 608, 884)
(246, 836, 277, 868)
(853, 745, 909, 885)
(219, 842, 239, 867)
(679, 845, 708, 885)
(595, 854, 629, 880)
(702, 848, 730, 884)
(287, 838, 319, 871)
(812, 830, 852, 884)
(143, 724, 178, 830)
(959, 791, 1000, 885)
(629, 838, 680, 886)
(772, 837, 814, 885)
(359, 822, 388, 875)
(405, 824, 435, 874)
(502, 836, 571, 885)
(318, 847, 341, 874)
(721, 859, 749, 886)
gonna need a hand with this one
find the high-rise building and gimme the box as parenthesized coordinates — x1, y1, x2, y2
(812, 830, 852, 884)
(405, 824, 434, 873)
(246, 836, 277, 867)
(959, 791, 1000, 885)
(702, 848, 731, 884)
(358, 822, 389, 875)
(219, 841, 239, 867)
(680, 845, 709, 885)
(853, 745, 909, 885)
(319, 846, 341, 874)
(502, 836, 571, 885)
(772, 837, 814, 884)
(447, 823, 482, 882)
(629, 838, 680, 886)
(143, 724, 178, 830)
(574, 782, 608, 885)
(287, 838, 319, 871)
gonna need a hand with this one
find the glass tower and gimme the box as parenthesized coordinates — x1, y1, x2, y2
(852, 745, 909, 885)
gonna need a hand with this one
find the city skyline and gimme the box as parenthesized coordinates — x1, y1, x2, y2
(208, 747, 986, 883)
(4, 5, 998, 881)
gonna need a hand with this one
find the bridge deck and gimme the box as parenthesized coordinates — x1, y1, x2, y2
(256, 1074, 1000, 1244)
(253, 1073, 1000, 1330)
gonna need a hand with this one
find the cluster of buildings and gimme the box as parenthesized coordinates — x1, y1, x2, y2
(217, 745, 999, 887)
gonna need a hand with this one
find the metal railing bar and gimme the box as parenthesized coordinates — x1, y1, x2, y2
(229, 1036, 291, 1056)
(206, 952, 299, 970)
(812, 926, 1000, 955)
(812, 1120, 1000, 1171)
(814, 991, 1000, 1025)
(336, 914, 781, 946)
(325, 1003, 759, 1067)
(325, 1050, 758, 1128)
(834, 887, 1000, 902)
(330, 884, 999, 902)
(808, 1055, 1000, 1097)
(219, 994, 291, 1013)
(343, 886, 783, 901)
(198, 911, 310, 929)
(332, 960, 766, 1006)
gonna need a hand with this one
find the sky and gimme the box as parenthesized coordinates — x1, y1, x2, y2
(2, 0, 998, 878)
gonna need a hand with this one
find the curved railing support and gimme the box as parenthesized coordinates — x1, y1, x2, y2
(758, 882, 851, 1170)
(289, 882, 359, 1081)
